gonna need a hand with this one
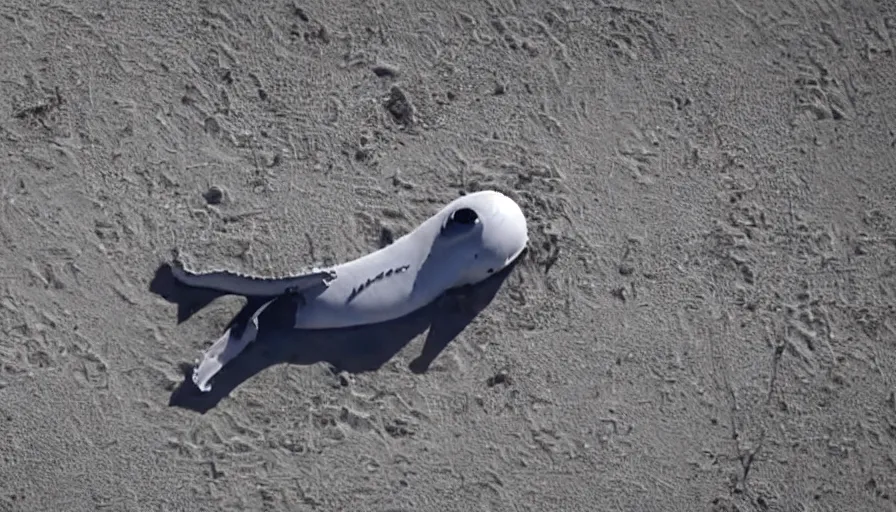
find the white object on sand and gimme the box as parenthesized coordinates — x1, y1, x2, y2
(171, 190, 529, 392)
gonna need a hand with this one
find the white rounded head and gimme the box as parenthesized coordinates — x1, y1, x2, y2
(431, 190, 528, 287)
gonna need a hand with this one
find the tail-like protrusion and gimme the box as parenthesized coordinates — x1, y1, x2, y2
(170, 259, 336, 298)
(192, 297, 276, 392)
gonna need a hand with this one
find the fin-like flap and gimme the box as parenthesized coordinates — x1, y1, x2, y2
(191, 297, 276, 392)
(170, 259, 336, 298)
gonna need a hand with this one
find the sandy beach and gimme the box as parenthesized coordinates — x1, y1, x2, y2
(1, 0, 895, 510)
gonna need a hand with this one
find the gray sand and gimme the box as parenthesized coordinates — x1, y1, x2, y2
(1, 0, 895, 510)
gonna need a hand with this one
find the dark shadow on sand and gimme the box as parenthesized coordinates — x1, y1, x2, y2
(149, 252, 524, 414)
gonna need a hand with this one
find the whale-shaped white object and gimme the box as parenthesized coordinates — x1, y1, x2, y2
(170, 190, 528, 392)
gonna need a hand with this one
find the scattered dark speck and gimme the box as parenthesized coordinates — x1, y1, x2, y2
(203, 186, 225, 205)
(487, 371, 511, 387)
(385, 420, 414, 438)
(203, 117, 221, 135)
(384, 85, 415, 126)
(303, 26, 329, 44)
(611, 286, 627, 302)
(493, 83, 506, 95)
(372, 64, 399, 78)
(293, 5, 309, 21)
(355, 148, 371, 161)
(208, 461, 224, 479)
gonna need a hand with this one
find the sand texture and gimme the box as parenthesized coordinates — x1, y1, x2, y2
(1, 0, 896, 510)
